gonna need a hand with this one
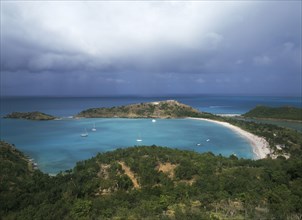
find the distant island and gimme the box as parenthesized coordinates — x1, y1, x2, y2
(76, 100, 205, 118)
(243, 105, 302, 121)
(3, 111, 56, 120)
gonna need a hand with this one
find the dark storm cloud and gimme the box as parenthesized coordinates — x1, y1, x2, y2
(0, 1, 301, 96)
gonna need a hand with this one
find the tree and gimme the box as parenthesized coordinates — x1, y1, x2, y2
(71, 199, 92, 220)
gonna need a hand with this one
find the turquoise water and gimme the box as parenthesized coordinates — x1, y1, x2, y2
(1, 95, 301, 174)
(1, 118, 253, 174)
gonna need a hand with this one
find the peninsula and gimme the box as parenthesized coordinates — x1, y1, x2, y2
(76, 100, 206, 118)
(3, 111, 56, 120)
(243, 105, 302, 121)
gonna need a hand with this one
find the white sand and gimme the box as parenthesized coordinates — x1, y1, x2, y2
(188, 117, 271, 159)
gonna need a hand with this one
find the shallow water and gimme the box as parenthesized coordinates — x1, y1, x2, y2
(242, 118, 302, 132)
(0, 118, 253, 174)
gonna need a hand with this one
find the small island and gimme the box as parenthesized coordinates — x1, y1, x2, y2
(76, 100, 205, 118)
(3, 111, 56, 120)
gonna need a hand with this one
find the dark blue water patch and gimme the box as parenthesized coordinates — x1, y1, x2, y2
(1, 95, 301, 116)
(179, 96, 302, 114)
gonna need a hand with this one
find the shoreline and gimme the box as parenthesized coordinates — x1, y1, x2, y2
(188, 117, 271, 159)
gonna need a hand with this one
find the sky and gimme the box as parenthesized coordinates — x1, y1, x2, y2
(1, 1, 301, 97)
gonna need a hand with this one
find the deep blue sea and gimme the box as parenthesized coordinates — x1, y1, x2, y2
(1, 95, 301, 117)
(1, 95, 301, 174)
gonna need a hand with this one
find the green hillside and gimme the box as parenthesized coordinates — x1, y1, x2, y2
(1, 141, 302, 220)
(243, 106, 302, 121)
(76, 100, 205, 118)
(0, 141, 35, 216)
(4, 111, 56, 120)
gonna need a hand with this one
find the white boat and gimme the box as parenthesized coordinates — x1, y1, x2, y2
(206, 139, 210, 142)
(81, 129, 88, 137)
(91, 123, 96, 132)
(152, 119, 156, 123)
(136, 134, 142, 142)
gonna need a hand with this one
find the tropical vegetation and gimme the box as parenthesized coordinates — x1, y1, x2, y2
(1, 136, 302, 219)
(243, 106, 302, 121)
(76, 100, 204, 118)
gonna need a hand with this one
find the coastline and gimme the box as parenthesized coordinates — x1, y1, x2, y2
(188, 117, 271, 159)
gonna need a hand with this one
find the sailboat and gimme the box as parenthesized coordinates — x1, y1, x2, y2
(91, 123, 96, 132)
(136, 134, 142, 142)
(152, 119, 156, 123)
(81, 129, 88, 137)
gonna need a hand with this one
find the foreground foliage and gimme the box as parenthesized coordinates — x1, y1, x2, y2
(1, 140, 302, 220)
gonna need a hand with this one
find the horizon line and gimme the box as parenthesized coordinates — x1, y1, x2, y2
(1, 93, 301, 98)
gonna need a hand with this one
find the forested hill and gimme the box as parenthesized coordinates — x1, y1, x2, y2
(1, 141, 302, 219)
(76, 100, 207, 118)
(0, 141, 33, 179)
(243, 106, 302, 121)
(3, 111, 56, 120)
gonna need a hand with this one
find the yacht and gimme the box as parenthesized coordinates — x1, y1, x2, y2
(81, 129, 88, 137)
(92, 123, 96, 132)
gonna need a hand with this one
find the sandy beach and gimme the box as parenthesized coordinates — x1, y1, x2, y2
(188, 117, 271, 159)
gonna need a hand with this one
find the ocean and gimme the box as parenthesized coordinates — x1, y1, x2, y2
(1, 95, 301, 174)
(1, 95, 301, 117)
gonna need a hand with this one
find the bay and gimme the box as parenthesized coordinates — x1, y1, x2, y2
(1, 118, 252, 174)
(1, 95, 301, 174)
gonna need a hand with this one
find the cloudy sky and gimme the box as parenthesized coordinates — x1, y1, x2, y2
(1, 1, 301, 96)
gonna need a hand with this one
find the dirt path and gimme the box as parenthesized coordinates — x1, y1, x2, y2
(158, 162, 178, 179)
(118, 161, 140, 189)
